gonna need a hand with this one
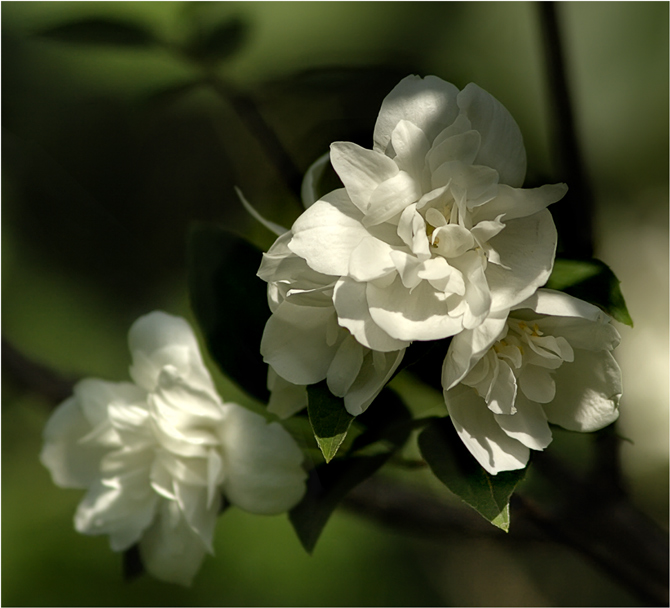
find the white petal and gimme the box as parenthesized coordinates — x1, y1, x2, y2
(362, 170, 423, 227)
(474, 183, 567, 222)
(367, 275, 464, 342)
(390, 119, 431, 180)
(495, 393, 553, 450)
(344, 349, 405, 416)
(543, 349, 621, 432)
(373, 75, 460, 153)
(139, 500, 208, 586)
(431, 161, 499, 205)
(333, 277, 409, 352)
(397, 203, 431, 259)
(432, 224, 475, 258)
(456, 83, 526, 187)
(75, 378, 144, 428)
(426, 130, 481, 172)
(301, 152, 331, 208)
(518, 366, 556, 403)
(486, 210, 557, 313)
(220, 404, 306, 514)
(128, 313, 203, 388)
(261, 301, 339, 385)
(518, 289, 621, 351)
(485, 359, 518, 415)
(75, 474, 158, 551)
(330, 142, 398, 212)
(40, 396, 108, 488)
(442, 313, 508, 389)
(444, 384, 530, 475)
(266, 367, 308, 419)
(173, 480, 221, 552)
(349, 236, 396, 282)
(327, 335, 365, 397)
(288, 189, 368, 277)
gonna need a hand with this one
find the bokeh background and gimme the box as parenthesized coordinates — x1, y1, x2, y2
(3, 2, 667, 606)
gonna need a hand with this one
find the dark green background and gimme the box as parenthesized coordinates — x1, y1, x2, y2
(3, 2, 667, 606)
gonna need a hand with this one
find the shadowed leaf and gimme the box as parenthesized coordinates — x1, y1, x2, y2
(547, 258, 633, 327)
(36, 18, 156, 47)
(188, 225, 270, 402)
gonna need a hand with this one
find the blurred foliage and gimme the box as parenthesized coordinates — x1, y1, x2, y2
(3, 1, 667, 606)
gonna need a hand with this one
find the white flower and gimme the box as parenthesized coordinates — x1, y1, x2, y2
(258, 226, 405, 417)
(283, 75, 566, 349)
(40, 312, 306, 586)
(442, 289, 622, 474)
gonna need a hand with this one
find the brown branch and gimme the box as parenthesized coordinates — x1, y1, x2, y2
(2, 337, 75, 406)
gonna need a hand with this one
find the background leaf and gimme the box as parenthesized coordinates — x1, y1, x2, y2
(547, 257, 633, 326)
(188, 225, 271, 402)
(187, 17, 249, 63)
(307, 382, 354, 463)
(418, 418, 526, 531)
(36, 18, 157, 47)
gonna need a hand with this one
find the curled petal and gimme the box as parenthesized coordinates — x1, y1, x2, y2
(494, 393, 553, 450)
(333, 277, 409, 352)
(456, 83, 526, 187)
(486, 210, 557, 313)
(261, 302, 339, 386)
(373, 75, 460, 153)
(330, 142, 398, 212)
(543, 349, 621, 432)
(344, 349, 405, 416)
(289, 189, 368, 277)
(367, 275, 464, 342)
(444, 384, 529, 475)
(327, 335, 366, 397)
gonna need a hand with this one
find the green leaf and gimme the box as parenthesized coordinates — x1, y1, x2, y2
(547, 258, 633, 327)
(36, 18, 156, 48)
(418, 418, 526, 531)
(307, 382, 354, 463)
(187, 225, 270, 402)
(187, 17, 249, 63)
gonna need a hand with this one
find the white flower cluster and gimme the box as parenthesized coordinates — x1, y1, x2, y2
(41, 312, 306, 585)
(258, 75, 622, 474)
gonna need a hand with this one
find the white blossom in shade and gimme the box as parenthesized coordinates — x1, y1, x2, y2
(40, 311, 306, 586)
(282, 75, 566, 349)
(441, 289, 622, 474)
(258, 230, 405, 417)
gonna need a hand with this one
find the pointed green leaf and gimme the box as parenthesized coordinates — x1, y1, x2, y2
(307, 382, 354, 463)
(418, 418, 525, 531)
(187, 225, 270, 402)
(36, 18, 156, 47)
(547, 258, 633, 326)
